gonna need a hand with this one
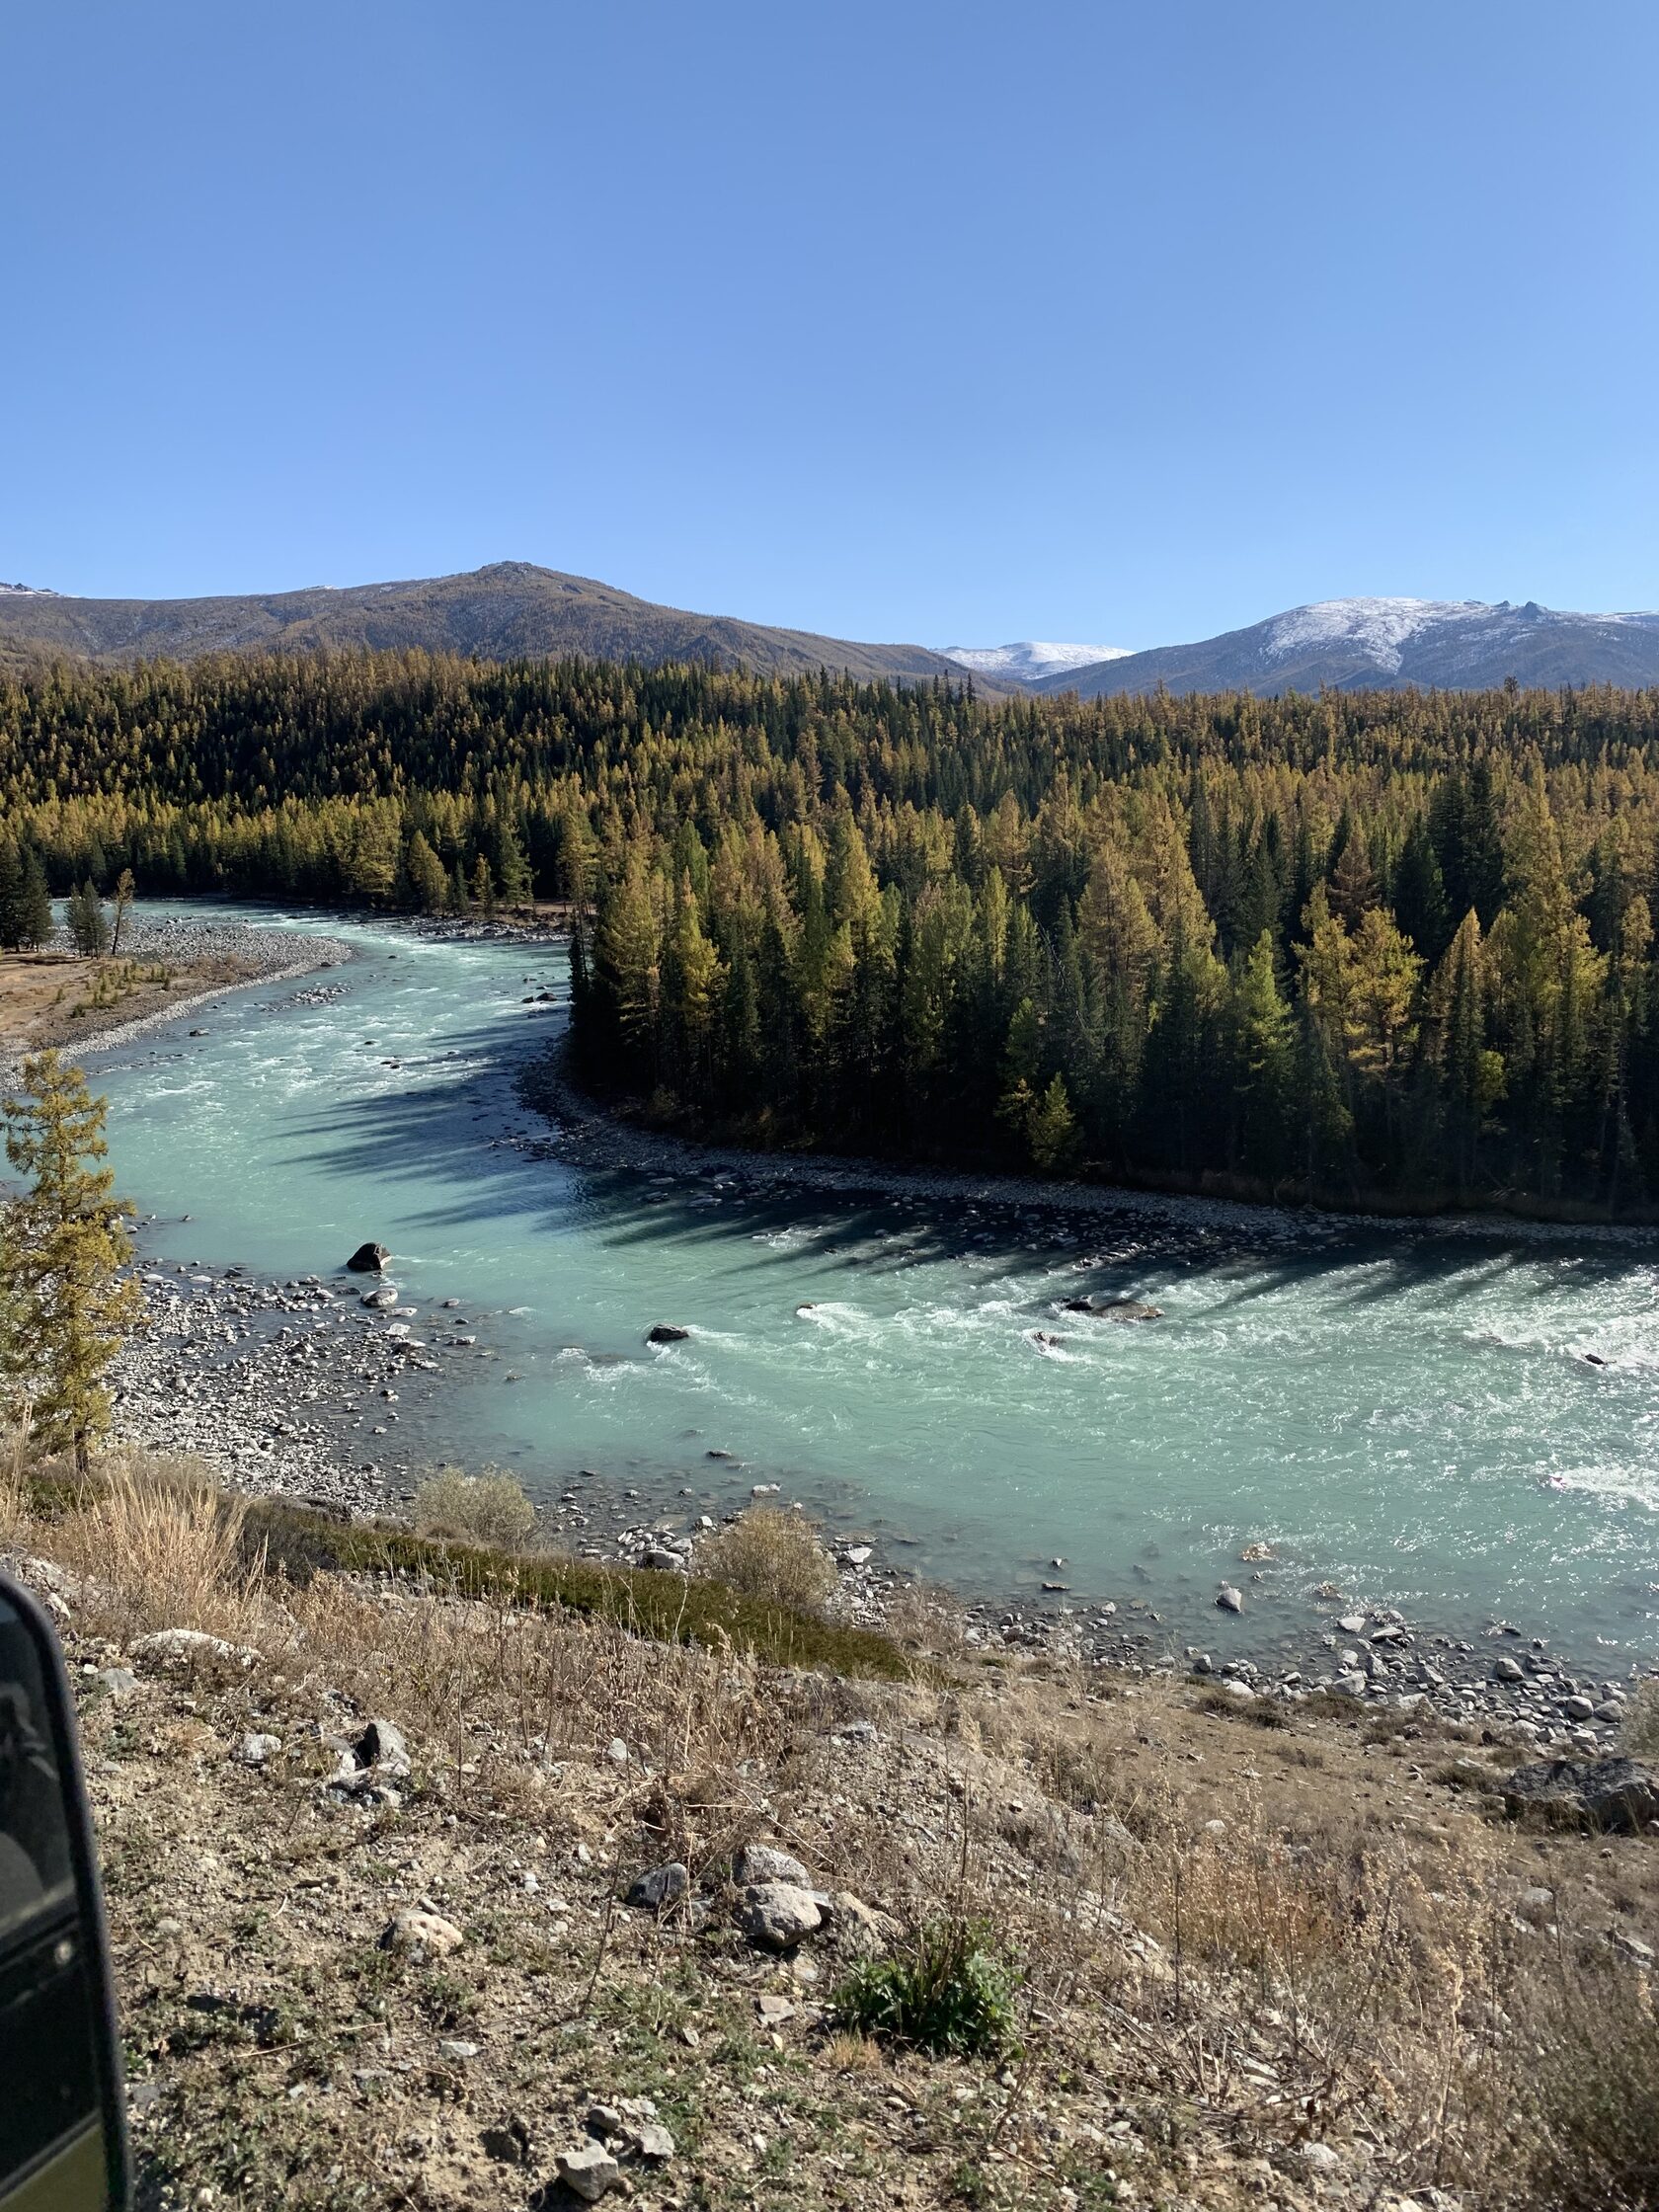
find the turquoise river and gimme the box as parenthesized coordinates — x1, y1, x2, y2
(82, 906, 1659, 1666)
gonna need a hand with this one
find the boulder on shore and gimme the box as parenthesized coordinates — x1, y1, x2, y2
(1501, 1757, 1659, 1832)
(347, 1242, 391, 1273)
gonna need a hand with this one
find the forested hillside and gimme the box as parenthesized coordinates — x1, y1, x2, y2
(2, 651, 1656, 1216)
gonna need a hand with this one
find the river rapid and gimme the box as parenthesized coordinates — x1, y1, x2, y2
(81, 904, 1659, 1671)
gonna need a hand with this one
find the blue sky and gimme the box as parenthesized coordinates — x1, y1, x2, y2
(4, 2, 1656, 649)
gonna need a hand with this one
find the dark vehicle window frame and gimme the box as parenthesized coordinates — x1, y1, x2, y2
(0, 1577, 129, 2210)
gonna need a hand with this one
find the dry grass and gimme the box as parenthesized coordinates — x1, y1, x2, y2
(22, 1448, 830, 1877)
(881, 1576, 972, 1656)
(696, 1504, 836, 1615)
(1621, 1681, 1659, 1762)
(1501, 1964, 1659, 2211)
(411, 1464, 538, 1551)
(44, 1450, 274, 1651)
(0, 1423, 32, 1542)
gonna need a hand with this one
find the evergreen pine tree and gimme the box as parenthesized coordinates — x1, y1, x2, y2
(405, 832, 449, 914)
(1391, 818, 1451, 964)
(0, 839, 24, 949)
(1027, 1074, 1079, 1173)
(67, 879, 109, 958)
(1232, 930, 1295, 1176)
(1, 1052, 143, 1469)
(17, 853, 52, 949)
(495, 821, 533, 908)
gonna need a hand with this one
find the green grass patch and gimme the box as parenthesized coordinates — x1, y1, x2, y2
(242, 1497, 913, 1681)
(834, 1917, 1021, 2060)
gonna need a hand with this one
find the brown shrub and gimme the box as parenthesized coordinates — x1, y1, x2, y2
(698, 1505, 835, 1616)
(1498, 1962, 1659, 2211)
(412, 1466, 537, 1551)
(48, 1451, 273, 1651)
(1620, 1681, 1659, 1763)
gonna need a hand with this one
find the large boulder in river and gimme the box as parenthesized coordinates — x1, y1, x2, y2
(1062, 1297, 1163, 1321)
(347, 1242, 392, 1274)
(1501, 1758, 1659, 1832)
(646, 1323, 690, 1344)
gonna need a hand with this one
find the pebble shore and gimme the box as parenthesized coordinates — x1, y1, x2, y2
(11, 912, 358, 1070)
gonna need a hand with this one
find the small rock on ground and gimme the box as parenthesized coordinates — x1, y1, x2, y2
(625, 1861, 688, 1911)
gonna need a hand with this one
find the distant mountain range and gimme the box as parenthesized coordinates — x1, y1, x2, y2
(4, 570, 1659, 696)
(1029, 596, 1659, 698)
(0, 563, 973, 687)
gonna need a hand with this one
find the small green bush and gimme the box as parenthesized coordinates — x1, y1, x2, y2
(833, 1917, 1020, 2059)
(413, 1466, 537, 1551)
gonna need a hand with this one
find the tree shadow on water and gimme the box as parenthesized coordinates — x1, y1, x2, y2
(279, 1017, 1659, 1321)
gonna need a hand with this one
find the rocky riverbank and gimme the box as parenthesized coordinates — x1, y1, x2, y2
(10, 1422, 1659, 2212)
(110, 1244, 1654, 1758)
(0, 908, 357, 1071)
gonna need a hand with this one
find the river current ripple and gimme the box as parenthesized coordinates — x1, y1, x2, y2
(84, 904, 1659, 1668)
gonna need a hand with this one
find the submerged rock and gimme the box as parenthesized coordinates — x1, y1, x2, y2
(1061, 1296, 1162, 1319)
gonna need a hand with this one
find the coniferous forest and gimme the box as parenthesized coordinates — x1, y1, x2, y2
(2, 651, 1657, 1217)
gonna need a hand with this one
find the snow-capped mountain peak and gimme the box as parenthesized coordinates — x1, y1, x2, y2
(1034, 594, 1659, 699)
(1263, 597, 1491, 672)
(1262, 595, 1659, 675)
(941, 640, 1129, 683)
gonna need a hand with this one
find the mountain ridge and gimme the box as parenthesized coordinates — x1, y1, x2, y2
(1035, 595, 1659, 697)
(0, 561, 982, 687)
(7, 571, 1659, 695)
